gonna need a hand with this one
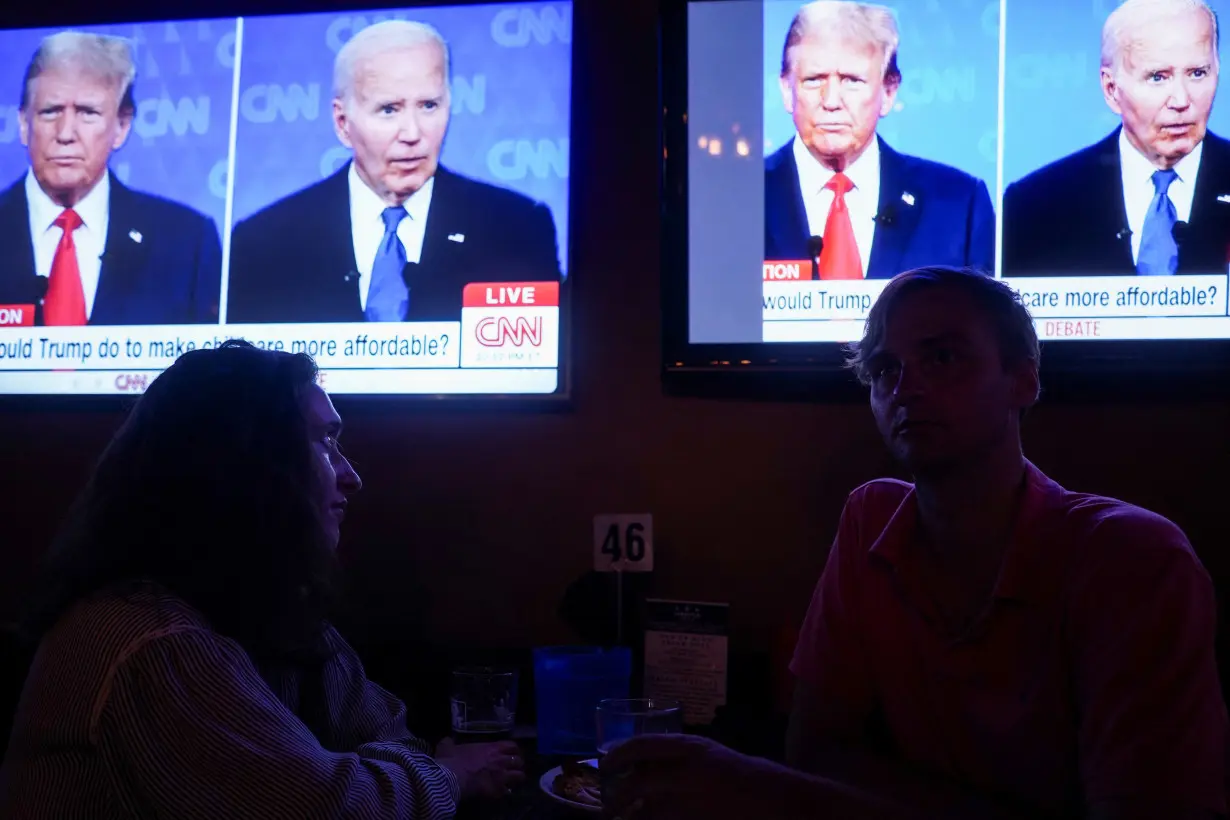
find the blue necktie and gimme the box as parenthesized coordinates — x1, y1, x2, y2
(1136, 169, 1179, 276)
(365, 207, 409, 321)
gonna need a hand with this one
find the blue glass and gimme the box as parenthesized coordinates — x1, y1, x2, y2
(533, 646, 631, 756)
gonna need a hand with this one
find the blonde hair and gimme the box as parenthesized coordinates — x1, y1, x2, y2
(21, 31, 136, 116)
(333, 20, 450, 104)
(1101, 0, 1219, 74)
(780, 0, 901, 85)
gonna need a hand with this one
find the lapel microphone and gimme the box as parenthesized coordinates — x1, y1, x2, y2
(1115, 227, 1132, 241)
(401, 261, 420, 287)
(806, 235, 824, 281)
(1171, 220, 1190, 245)
(32, 275, 49, 302)
(874, 204, 898, 226)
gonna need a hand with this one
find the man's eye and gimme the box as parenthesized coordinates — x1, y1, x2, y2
(872, 362, 899, 381)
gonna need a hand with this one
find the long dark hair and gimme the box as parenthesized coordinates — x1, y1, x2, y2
(22, 340, 337, 661)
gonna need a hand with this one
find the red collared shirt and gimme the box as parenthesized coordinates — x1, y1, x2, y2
(791, 462, 1227, 816)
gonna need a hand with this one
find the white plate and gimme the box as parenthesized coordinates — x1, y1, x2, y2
(538, 758, 602, 814)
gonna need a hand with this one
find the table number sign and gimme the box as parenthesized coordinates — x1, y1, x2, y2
(593, 513, 653, 572)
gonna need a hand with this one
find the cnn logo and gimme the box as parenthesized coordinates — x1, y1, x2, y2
(475, 315, 542, 347)
(114, 374, 150, 392)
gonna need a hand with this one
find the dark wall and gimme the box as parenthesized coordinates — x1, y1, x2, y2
(2, 0, 1229, 672)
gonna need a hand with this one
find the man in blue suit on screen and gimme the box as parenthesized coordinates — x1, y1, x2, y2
(765, 1, 995, 280)
(0, 32, 222, 326)
(1003, 0, 1229, 277)
(227, 20, 562, 324)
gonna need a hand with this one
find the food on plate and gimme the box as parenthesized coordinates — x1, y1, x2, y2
(552, 759, 602, 807)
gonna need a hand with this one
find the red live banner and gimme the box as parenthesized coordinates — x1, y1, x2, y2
(763, 261, 811, 281)
(462, 281, 560, 307)
(0, 305, 35, 327)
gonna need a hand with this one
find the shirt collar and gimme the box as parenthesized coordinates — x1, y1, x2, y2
(1118, 126, 1203, 188)
(347, 161, 434, 226)
(867, 460, 1064, 603)
(25, 168, 110, 233)
(793, 133, 880, 196)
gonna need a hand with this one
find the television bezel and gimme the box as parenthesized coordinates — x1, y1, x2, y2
(0, 0, 575, 408)
(658, 0, 1230, 402)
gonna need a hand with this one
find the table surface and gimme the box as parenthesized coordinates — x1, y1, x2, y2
(455, 742, 596, 820)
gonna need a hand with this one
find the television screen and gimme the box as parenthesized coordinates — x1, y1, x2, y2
(0, 1, 571, 396)
(671, 0, 1229, 365)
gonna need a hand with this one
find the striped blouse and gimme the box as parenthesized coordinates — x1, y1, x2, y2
(0, 586, 459, 819)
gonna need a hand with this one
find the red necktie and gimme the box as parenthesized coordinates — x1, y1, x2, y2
(44, 208, 86, 326)
(819, 172, 862, 280)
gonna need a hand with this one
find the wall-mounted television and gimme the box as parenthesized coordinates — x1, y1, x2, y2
(661, 0, 1230, 394)
(0, 0, 572, 397)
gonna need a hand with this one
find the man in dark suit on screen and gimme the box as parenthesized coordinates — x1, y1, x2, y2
(0, 32, 221, 327)
(765, 1, 995, 280)
(1003, 0, 1229, 277)
(227, 20, 561, 325)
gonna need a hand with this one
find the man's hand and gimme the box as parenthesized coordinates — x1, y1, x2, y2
(599, 734, 774, 819)
(434, 737, 526, 801)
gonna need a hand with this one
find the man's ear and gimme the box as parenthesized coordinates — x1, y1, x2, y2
(112, 110, 134, 151)
(332, 98, 353, 149)
(1012, 359, 1041, 414)
(1100, 66, 1123, 116)
(779, 72, 795, 116)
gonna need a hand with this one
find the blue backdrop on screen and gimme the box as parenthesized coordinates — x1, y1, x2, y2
(0, 20, 236, 232)
(762, 0, 999, 190)
(232, 2, 572, 277)
(1004, 0, 1229, 187)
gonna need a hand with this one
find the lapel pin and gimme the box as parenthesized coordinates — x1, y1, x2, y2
(447, 233, 465, 243)
(901, 192, 915, 207)
(128, 230, 143, 244)
(1218, 194, 1230, 204)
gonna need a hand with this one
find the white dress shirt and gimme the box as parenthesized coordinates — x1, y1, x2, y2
(793, 134, 880, 277)
(348, 164, 434, 311)
(26, 169, 109, 319)
(1119, 128, 1202, 264)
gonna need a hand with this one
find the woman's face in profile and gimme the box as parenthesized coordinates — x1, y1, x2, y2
(300, 384, 362, 548)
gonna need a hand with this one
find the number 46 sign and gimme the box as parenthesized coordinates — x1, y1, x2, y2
(593, 514, 654, 572)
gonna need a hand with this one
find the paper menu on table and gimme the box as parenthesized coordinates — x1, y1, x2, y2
(643, 599, 729, 726)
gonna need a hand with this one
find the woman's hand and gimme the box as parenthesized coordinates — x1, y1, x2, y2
(434, 737, 526, 801)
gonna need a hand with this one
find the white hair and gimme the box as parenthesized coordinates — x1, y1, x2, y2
(1101, 0, 1220, 74)
(780, 0, 901, 85)
(21, 31, 136, 115)
(332, 20, 450, 105)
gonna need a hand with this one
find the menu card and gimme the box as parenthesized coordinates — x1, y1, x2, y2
(643, 599, 729, 726)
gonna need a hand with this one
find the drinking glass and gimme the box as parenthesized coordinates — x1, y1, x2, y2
(533, 646, 631, 755)
(594, 697, 683, 755)
(450, 667, 518, 742)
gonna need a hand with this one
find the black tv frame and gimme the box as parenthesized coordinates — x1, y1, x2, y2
(0, 0, 575, 409)
(658, 0, 1230, 403)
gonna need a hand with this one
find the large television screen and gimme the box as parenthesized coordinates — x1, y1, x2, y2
(668, 0, 1230, 372)
(0, 1, 571, 396)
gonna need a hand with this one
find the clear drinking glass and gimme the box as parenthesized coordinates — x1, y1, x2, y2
(594, 697, 683, 755)
(450, 667, 518, 742)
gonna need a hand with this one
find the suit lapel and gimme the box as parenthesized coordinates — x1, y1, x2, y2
(0, 178, 37, 301)
(867, 138, 922, 279)
(93, 174, 151, 323)
(1185, 131, 1230, 272)
(1087, 131, 1135, 273)
(324, 166, 362, 318)
(764, 145, 810, 259)
(419, 167, 462, 274)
